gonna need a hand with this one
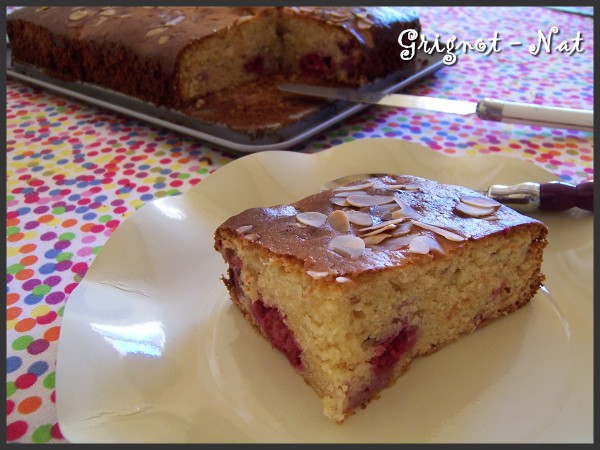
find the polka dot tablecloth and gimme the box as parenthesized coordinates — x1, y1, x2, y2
(5, 6, 593, 444)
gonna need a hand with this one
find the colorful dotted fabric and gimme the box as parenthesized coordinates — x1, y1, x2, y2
(5, 7, 593, 443)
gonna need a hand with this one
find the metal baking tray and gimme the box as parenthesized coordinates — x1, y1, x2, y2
(7, 46, 448, 153)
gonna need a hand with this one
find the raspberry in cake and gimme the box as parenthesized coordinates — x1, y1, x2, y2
(214, 174, 548, 422)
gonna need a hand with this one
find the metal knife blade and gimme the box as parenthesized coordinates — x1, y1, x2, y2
(278, 83, 593, 132)
(280, 83, 477, 115)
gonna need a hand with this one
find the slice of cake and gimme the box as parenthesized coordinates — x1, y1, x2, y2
(214, 174, 548, 423)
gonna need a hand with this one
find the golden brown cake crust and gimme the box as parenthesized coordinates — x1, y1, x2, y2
(216, 174, 548, 277)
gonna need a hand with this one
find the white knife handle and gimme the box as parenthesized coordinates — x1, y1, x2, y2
(476, 98, 593, 132)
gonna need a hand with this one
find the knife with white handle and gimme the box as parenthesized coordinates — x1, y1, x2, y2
(278, 83, 594, 132)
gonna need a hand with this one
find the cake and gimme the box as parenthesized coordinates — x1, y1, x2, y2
(6, 6, 421, 111)
(214, 174, 548, 422)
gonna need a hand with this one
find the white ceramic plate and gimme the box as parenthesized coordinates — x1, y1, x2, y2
(56, 139, 593, 443)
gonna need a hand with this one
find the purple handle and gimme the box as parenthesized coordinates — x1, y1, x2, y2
(539, 180, 593, 212)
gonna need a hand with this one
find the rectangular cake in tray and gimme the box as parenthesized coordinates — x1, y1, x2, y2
(214, 174, 548, 422)
(7, 6, 420, 135)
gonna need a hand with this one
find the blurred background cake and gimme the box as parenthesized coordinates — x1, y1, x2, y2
(7, 6, 421, 112)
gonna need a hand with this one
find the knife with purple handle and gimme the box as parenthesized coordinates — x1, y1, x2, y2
(324, 174, 593, 213)
(485, 180, 593, 212)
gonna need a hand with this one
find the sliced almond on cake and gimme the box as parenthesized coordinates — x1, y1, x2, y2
(328, 235, 365, 258)
(328, 210, 350, 233)
(410, 220, 466, 242)
(296, 211, 328, 227)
